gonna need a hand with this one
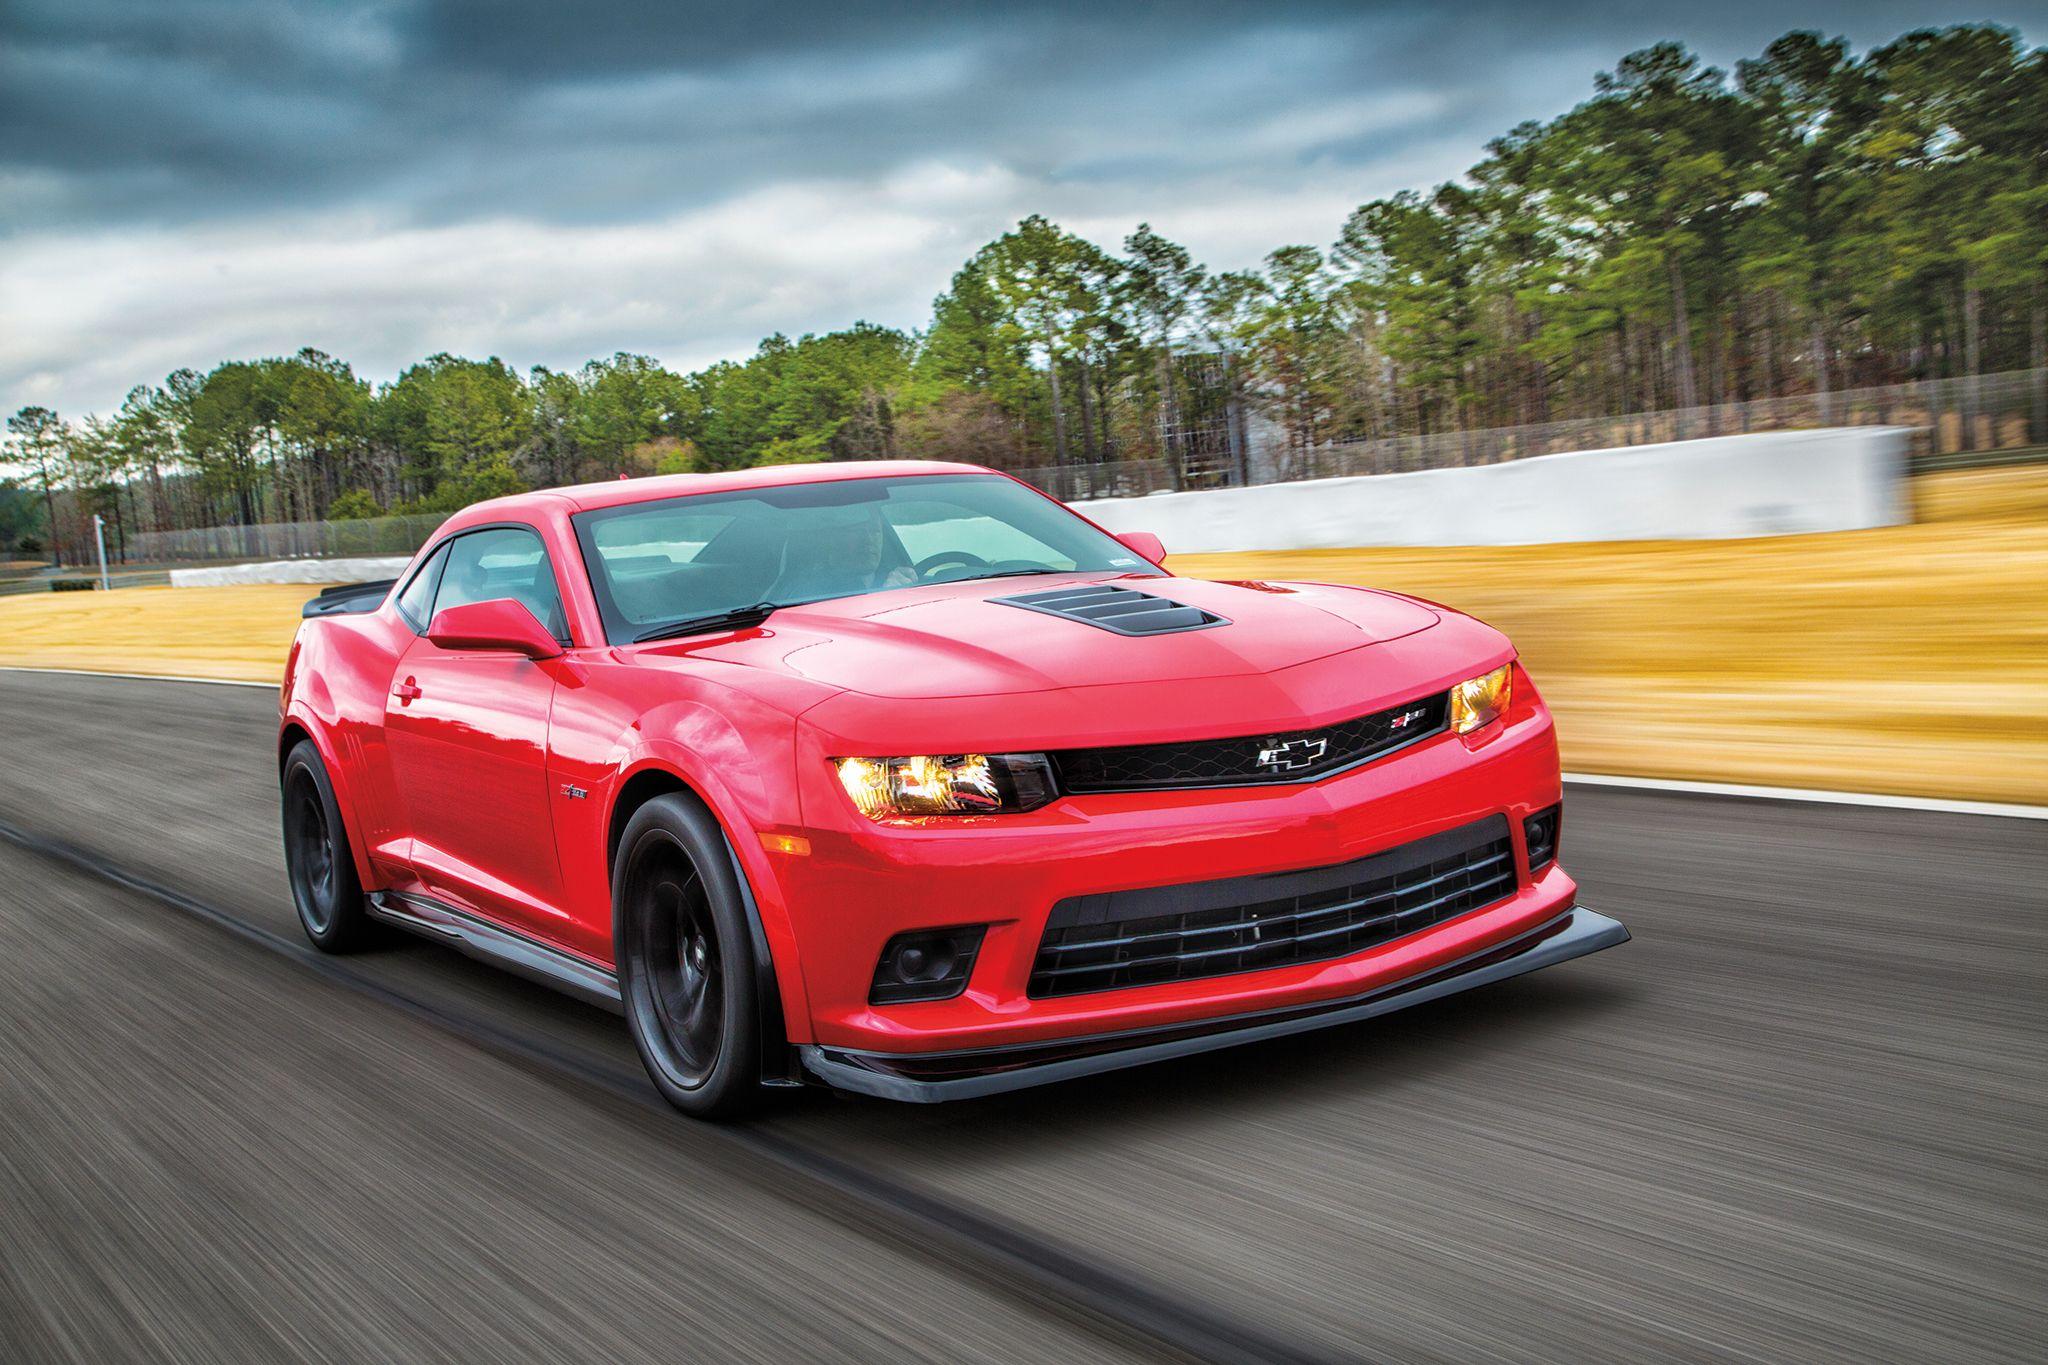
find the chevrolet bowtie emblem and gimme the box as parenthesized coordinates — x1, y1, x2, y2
(1256, 737, 1328, 771)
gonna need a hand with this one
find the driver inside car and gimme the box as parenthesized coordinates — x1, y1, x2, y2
(773, 501, 915, 601)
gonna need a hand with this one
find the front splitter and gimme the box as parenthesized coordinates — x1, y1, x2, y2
(799, 906, 1629, 1102)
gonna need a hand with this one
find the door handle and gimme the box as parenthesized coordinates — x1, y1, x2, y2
(392, 677, 423, 702)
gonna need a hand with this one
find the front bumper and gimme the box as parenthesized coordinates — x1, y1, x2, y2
(779, 671, 1572, 1054)
(799, 905, 1627, 1101)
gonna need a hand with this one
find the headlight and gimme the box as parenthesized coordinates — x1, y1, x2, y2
(834, 753, 1057, 819)
(1449, 664, 1512, 734)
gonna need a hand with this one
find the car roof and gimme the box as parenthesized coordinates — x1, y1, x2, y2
(452, 460, 1001, 527)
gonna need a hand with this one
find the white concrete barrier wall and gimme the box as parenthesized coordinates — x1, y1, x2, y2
(167, 427, 1912, 584)
(1074, 427, 1913, 553)
(170, 555, 413, 588)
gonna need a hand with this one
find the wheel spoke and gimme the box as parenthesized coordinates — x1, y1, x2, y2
(287, 774, 337, 934)
(629, 843, 724, 1088)
(679, 987, 714, 1055)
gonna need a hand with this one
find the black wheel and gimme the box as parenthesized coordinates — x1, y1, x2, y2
(282, 739, 374, 952)
(614, 793, 761, 1119)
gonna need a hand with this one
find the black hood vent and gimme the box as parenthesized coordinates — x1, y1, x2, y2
(994, 583, 1228, 636)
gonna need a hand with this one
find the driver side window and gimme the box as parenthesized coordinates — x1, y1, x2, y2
(394, 544, 447, 634)
(433, 527, 568, 641)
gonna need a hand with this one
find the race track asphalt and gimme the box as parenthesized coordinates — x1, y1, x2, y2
(0, 669, 2041, 1363)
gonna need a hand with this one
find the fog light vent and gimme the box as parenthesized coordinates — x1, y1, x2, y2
(869, 926, 987, 1005)
(1523, 805, 1561, 873)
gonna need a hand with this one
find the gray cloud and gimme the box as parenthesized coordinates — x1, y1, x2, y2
(3, 0, 2042, 416)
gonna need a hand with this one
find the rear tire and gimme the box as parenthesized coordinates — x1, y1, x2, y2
(614, 793, 761, 1120)
(281, 739, 375, 952)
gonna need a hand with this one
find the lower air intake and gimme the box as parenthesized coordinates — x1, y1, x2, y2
(1028, 816, 1517, 998)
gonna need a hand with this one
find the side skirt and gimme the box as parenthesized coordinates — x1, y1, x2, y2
(368, 890, 623, 1013)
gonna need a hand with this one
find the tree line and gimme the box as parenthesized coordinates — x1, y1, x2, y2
(4, 24, 2042, 565)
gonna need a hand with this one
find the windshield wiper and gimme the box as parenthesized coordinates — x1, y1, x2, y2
(632, 601, 783, 643)
(952, 567, 1070, 583)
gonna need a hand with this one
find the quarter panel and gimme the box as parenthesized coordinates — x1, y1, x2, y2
(282, 611, 415, 887)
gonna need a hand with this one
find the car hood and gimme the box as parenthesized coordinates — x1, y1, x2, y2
(659, 574, 1438, 700)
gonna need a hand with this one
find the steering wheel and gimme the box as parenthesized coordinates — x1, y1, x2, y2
(913, 550, 990, 581)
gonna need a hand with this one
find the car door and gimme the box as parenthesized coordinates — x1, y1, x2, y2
(384, 524, 575, 946)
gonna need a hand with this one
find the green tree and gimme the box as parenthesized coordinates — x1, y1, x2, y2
(6, 406, 67, 566)
(575, 353, 696, 478)
(687, 325, 914, 468)
(910, 250, 1043, 457)
(182, 362, 271, 531)
(112, 384, 180, 535)
(1208, 247, 1359, 471)
(1735, 32, 1874, 414)
(1336, 187, 1489, 440)
(375, 355, 532, 504)
(0, 478, 43, 558)
(66, 415, 133, 561)
(526, 365, 586, 486)
(1525, 44, 1762, 412)
(689, 336, 794, 471)
(1118, 224, 1209, 472)
(268, 349, 371, 520)
(1862, 29, 2043, 394)
(764, 323, 913, 459)
(978, 216, 1123, 468)
(327, 488, 382, 519)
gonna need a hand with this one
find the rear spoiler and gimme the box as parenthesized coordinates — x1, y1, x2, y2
(302, 579, 397, 619)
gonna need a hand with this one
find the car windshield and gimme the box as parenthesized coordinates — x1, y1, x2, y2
(571, 473, 1159, 643)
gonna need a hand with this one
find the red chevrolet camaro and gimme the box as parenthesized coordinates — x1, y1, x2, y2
(279, 461, 1626, 1116)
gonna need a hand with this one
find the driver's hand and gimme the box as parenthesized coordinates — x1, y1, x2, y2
(881, 566, 916, 588)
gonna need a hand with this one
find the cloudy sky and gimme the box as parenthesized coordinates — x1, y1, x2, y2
(4, 0, 2042, 418)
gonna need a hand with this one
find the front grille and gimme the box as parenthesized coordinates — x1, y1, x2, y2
(1051, 692, 1448, 792)
(1029, 816, 1517, 998)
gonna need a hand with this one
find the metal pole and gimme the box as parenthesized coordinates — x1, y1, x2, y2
(93, 514, 110, 591)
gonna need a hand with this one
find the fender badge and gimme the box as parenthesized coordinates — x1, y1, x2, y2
(560, 784, 588, 800)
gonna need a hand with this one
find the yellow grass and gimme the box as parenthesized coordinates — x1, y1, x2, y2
(1170, 465, 2048, 805)
(0, 584, 310, 683)
(0, 465, 2042, 803)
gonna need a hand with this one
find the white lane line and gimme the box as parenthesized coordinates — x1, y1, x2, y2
(1564, 771, 2047, 821)
(2, 665, 2040, 820)
(0, 665, 280, 689)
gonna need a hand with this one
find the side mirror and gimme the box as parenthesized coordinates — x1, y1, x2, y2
(1116, 530, 1167, 565)
(426, 598, 563, 660)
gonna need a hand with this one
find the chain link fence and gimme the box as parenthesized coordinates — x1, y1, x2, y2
(124, 370, 2043, 560)
(1015, 368, 2047, 499)
(131, 512, 450, 565)
(1009, 458, 1179, 501)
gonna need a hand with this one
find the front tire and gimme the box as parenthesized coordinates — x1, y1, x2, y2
(282, 739, 375, 952)
(614, 794, 761, 1119)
